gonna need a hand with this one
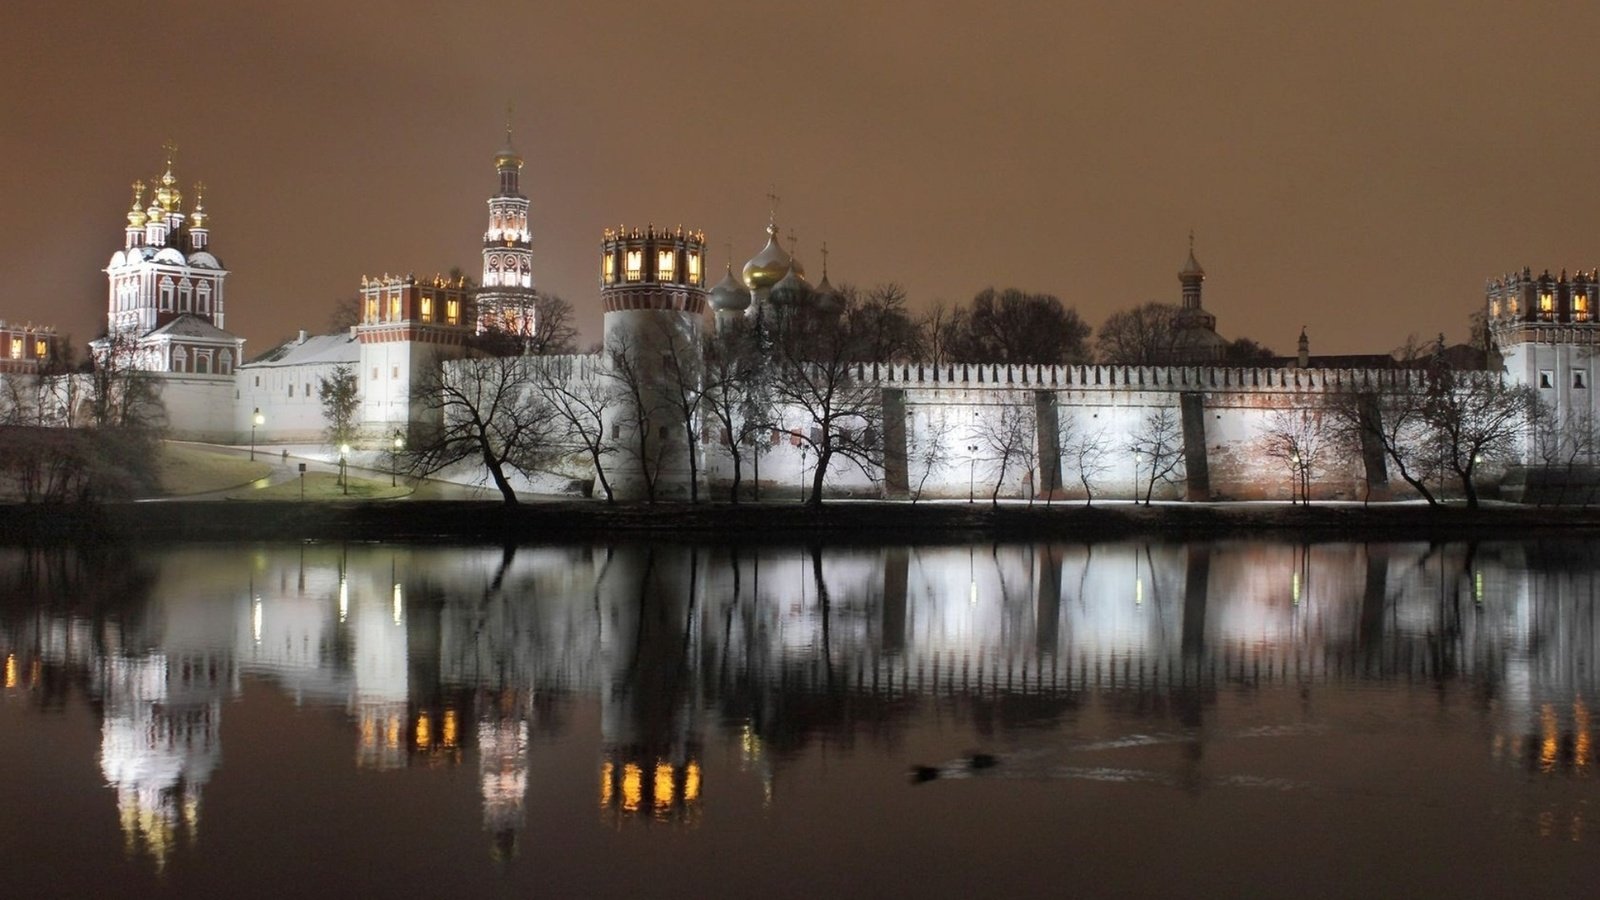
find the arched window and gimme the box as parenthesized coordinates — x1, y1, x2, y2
(172, 347, 187, 372)
(219, 351, 233, 375)
(160, 278, 175, 311)
(195, 352, 210, 374)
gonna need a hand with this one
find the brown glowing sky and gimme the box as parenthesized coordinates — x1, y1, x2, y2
(4, 1, 1597, 357)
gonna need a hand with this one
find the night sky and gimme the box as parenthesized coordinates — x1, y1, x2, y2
(4, 1, 1596, 357)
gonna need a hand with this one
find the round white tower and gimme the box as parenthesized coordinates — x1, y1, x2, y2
(599, 224, 709, 501)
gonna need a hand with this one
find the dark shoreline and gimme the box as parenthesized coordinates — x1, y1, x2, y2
(0, 500, 1594, 545)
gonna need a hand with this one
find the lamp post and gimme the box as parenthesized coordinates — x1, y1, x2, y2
(391, 432, 404, 487)
(799, 445, 808, 504)
(250, 408, 263, 461)
(967, 444, 978, 503)
(339, 443, 350, 496)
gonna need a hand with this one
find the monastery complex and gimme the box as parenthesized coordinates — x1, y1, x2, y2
(7, 133, 1595, 503)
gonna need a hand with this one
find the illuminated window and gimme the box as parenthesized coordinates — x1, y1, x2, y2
(420, 296, 432, 322)
(687, 251, 701, 282)
(446, 299, 459, 325)
(366, 298, 378, 322)
(32, 339, 45, 358)
(1510, 296, 1520, 315)
(603, 254, 616, 285)
(1576, 293, 1591, 322)
(1489, 298, 1501, 317)
(657, 249, 675, 281)
(1540, 292, 1554, 319)
(625, 249, 643, 282)
(8, 338, 20, 359)
(389, 296, 401, 320)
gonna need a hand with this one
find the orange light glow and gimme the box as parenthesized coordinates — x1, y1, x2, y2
(415, 713, 431, 747)
(442, 709, 458, 748)
(1541, 704, 1558, 773)
(684, 761, 701, 803)
(4, 654, 16, 689)
(653, 762, 674, 812)
(600, 761, 614, 808)
(621, 763, 643, 812)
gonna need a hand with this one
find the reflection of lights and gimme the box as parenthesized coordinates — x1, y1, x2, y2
(252, 598, 263, 644)
(360, 715, 376, 748)
(1577, 699, 1592, 772)
(386, 715, 401, 750)
(1541, 705, 1559, 773)
(443, 709, 458, 749)
(621, 763, 643, 812)
(684, 762, 701, 803)
(338, 576, 348, 623)
(1475, 571, 1484, 604)
(1292, 571, 1301, 605)
(600, 762, 614, 808)
(653, 763, 674, 814)
(4, 654, 16, 689)
(1135, 576, 1143, 606)
(392, 583, 403, 625)
(969, 580, 977, 605)
(416, 713, 431, 748)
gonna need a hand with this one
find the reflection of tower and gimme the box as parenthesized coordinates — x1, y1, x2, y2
(478, 694, 530, 859)
(596, 546, 703, 823)
(352, 577, 412, 770)
(98, 649, 228, 870)
(598, 224, 709, 501)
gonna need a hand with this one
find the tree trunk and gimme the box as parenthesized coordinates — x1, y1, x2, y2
(728, 440, 742, 504)
(807, 446, 830, 507)
(480, 442, 519, 506)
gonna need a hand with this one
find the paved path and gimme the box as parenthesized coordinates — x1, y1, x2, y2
(156, 442, 521, 502)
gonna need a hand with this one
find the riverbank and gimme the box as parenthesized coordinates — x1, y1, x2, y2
(1, 499, 1596, 544)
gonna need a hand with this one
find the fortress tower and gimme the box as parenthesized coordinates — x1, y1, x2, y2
(355, 273, 474, 439)
(599, 224, 709, 500)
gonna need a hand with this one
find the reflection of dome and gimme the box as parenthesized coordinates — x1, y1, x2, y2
(769, 266, 812, 307)
(709, 265, 750, 312)
(741, 224, 792, 290)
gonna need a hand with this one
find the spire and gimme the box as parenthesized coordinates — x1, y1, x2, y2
(820, 241, 829, 280)
(126, 181, 147, 227)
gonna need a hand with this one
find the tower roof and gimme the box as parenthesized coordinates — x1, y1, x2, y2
(1179, 232, 1205, 281)
(494, 115, 523, 170)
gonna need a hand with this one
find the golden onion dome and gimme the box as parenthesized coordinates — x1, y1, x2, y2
(126, 181, 147, 228)
(494, 123, 523, 170)
(741, 224, 793, 290)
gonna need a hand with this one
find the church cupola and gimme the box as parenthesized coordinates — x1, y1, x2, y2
(125, 181, 148, 249)
(1179, 232, 1205, 311)
(188, 182, 209, 251)
(477, 117, 538, 337)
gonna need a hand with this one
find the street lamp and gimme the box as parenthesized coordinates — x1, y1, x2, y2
(250, 408, 263, 461)
(339, 443, 350, 496)
(799, 444, 809, 504)
(967, 444, 979, 503)
(391, 431, 404, 487)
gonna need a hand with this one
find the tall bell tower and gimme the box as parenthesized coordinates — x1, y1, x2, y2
(475, 117, 538, 337)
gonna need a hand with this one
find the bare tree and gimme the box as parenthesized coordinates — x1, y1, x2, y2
(917, 300, 961, 368)
(533, 356, 617, 502)
(906, 409, 957, 503)
(1531, 399, 1599, 506)
(974, 403, 1034, 506)
(701, 327, 773, 503)
(605, 331, 670, 503)
(769, 307, 884, 506)
(1423, 369, 1537, 508)
(88, 330, 167, 432)
(1096, 302, 1179, 365)
(408, 354, 557, 505)
(475, 292, 580, 357)
(1257, 403, 1330, 505)
(1330, 385, 1439, 505)
(841, 283, 924, 362)
(1061, 419, 1113, 506)
(1129, 406, 1185, 504)
(650, 318, 709, 503)
(328, 295, 361, 333)
(951, 288, 1092, 364)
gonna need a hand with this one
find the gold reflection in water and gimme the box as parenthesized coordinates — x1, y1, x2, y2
(685, 762, 701, 803)
(416, 713, 431, 748)
(1576, 699, 1591, 773)
(386, 715, 401, 750)
(443, 709, 459, 749)
(621, 763, 643, 813)
(1541, 705, 1559, 774)
(654, 763, 674, 815)
(600, 762, 614, 808)
(4, 653, 16, 689)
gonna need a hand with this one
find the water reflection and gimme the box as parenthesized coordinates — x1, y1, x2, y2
(2, 538, 1600, 872)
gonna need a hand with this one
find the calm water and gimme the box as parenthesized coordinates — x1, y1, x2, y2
(2, 538, 1599, 897)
